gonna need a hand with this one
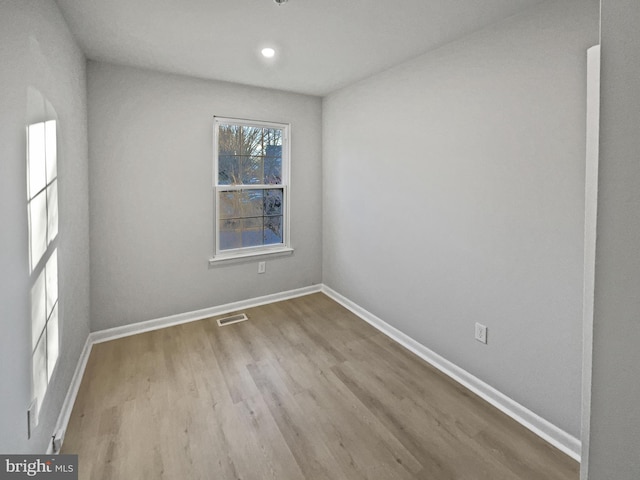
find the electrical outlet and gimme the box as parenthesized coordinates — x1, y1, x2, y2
(258, 261, 266, 274)
(475, 323, 488, 344)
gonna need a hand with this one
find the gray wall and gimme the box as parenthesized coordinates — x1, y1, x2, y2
(323, 0, 599, 438)
(0, 0, 90, 453)
(587, 1, 640, 478)
(87, 62, 322, 331)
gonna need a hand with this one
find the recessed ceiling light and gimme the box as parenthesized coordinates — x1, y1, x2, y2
(261, 47, 276, 58)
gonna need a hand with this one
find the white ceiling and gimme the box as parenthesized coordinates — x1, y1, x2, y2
(55, 0, 544, 96)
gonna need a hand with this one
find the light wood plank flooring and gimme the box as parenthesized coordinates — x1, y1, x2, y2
(62, 293, 578, 479)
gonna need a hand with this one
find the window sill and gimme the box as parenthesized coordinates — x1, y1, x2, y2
(209, 247, 294, 267)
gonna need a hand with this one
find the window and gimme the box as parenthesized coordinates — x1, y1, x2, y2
(212, 117, 291, 261)
(27, 115, 59, 425)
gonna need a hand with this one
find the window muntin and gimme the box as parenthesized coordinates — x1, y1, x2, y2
(213, 118, 290, 258)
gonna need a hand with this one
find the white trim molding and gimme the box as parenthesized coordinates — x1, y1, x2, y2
(91, 284, 322, 344)
(209, 246, 294, 267)
(53, 282, 580, 461)
(321, 285, 582, 462)
(48, 336, 93, 454)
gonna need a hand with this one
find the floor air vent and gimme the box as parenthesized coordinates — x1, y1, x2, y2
(217, 313, 248, 327)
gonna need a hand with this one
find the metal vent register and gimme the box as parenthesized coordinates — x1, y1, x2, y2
(216, 313, 249, 327)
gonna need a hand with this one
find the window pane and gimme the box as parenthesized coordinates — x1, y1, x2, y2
(263, 128, 282, 147)
(264, 128, 282, 184)
(242, 156, 263, 184)
(264, 146, 282, 184)
(31, 269, 46, 352)
(218, 124, 244, 184)
(219, 190, 263, 219)
(220, 217, 263, 250)
(45, 120, 57, 183)
(218, 124, 241, 153)
(29, 191, 47, 270)
(28, 122, 47, 197)
(218, 154, 238, 185)
(45, 250, 58, 317)
(264, 189, 283, 216)
(240, 217, 263, 248)
(219, 191, 236, 219)
(47, 180, 58, 243)
(219, 155, 264, 185)
(242, 126, 263, 156)
(264, 216, 283, 245)
(32, 334, 47, 417)
(219, 218, 241, 250)
(47, 305, 59, 381)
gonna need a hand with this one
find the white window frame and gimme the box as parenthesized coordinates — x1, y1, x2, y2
(210, 116, 293, 264)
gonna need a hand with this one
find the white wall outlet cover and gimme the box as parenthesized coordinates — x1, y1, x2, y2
(475, 323, 488, 344)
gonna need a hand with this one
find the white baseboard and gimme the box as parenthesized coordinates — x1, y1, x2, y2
(91, 284, 322, 344)
(321, 285, 581, 461)
(54, 282, 580, 462)
(49, 335, 93, 454)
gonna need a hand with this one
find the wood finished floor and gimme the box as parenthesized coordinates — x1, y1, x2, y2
(62, 293, 578, 480)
